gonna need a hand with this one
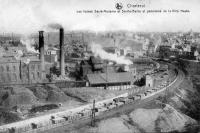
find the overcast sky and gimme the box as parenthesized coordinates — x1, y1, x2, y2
(0, 0, 199, 34)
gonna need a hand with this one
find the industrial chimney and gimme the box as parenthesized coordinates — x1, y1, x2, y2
(39, 31, 45, 78)
(60, 28, 65, 76)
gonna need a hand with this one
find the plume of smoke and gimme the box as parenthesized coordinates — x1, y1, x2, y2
(14, 50, 23, 60)
(47, 23, 63, 30)
(154, 36, 161, 52)
(14, 50, 30, 64)
(20, 36, 38, 53)
(90, 43, 132, 65)
(23, 58, 30, 64)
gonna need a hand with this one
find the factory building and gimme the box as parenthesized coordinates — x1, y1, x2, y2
(0, 31, 47, 84)
(86, 72, 135, 88)
(89, 56, 104, 71)
(80, 56, 104, 78)
(0, 58, 44, 84)
(145, 74, 154, 87)
(44, 47, 58, 63)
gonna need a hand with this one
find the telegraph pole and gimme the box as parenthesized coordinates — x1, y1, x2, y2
(106, 62, 108, 89)
(91, 100, 96, 127)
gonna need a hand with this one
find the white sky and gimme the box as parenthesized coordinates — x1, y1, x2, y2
(0, 0, 199, 34)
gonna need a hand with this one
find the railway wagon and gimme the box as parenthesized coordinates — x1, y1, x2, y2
(107, 104, 116, 110)
(10, 124, 31, 133)
(128, 96, 135, 101)
(144, 91, 152, 96)
(104, 102, 116, 110)
(56, 114, 72, 124)
(133, 94, 142, 100)
(147, 89, 154, 93)
(51, 117, 65, 125)
(113, 97, 126, 104)
(77, 108, 92, 119)
(115, 102, 124, 107)
(152, 87, 159, 91)
(69, 113, 82, 122)
(32, 120, 52, 132)
(124, 97, 132, 104)
(98, 106, 108, 113)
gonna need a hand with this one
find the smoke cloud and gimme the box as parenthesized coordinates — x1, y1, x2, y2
(20, 36, 38, 53)
(47, 23, 63, 30)
(154, 36, 162, 52)
(14, 50, 23, 60)
(14, 50, 30, 64)
(91, 43, 132, 65)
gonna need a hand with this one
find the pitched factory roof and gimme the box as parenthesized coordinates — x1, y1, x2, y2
(87, 72, 135, 85)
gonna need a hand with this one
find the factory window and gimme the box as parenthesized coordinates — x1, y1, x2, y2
(13, 66, 16, 71)
(13, 74, 17, 81)
(37, 72, 40, 78)
(32, 73, 35, 80)
(0, 66, 4, 72)
(6, 66, 9, 71)
(47, 51, 51, 55)
(38, 65, 40, 70)
(2, 75, 5, 82)
(7, 74, 11, 81)
(31, 65, 35, 70)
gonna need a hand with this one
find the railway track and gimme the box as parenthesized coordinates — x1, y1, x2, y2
(45, 67, 185, 133)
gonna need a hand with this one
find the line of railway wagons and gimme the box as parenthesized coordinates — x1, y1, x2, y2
(0, 78, 175, 133)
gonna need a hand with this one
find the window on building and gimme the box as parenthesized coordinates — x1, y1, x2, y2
(13, 74, 17, 81)
(1, 75, 5, 82)
(31, 65, 35, 71)
(0, 66, 4, 72)
(7, 74, 11, 81)
(32, 72, 35, 80)
(37, 72, 40, 78)
(13, 66, 16, 71)
(6, 66, 9, 71)
(38, 65, 40, 70)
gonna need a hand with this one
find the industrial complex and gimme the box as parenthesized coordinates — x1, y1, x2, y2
(0, 23, 199, 133)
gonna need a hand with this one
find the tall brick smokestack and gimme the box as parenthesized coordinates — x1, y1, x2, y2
(60, 28, 65, 76)
(39, 31, 45, 77)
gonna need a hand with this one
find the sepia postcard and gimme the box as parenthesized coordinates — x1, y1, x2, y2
(0, 0, 199, 133)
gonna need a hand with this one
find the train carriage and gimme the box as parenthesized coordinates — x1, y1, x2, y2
(147, 89, 154, 93)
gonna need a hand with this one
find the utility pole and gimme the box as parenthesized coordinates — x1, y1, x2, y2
(106, 62, 108, 89)
(91, 100, 96, 127)
(48, 33, 50, 45)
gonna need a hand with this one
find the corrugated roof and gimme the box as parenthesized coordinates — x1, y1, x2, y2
(87, 72, 134, 85)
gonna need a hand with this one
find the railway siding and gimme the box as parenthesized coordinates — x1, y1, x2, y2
(0, 67, 182, 133)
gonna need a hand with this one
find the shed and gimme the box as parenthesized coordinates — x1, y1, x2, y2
(86, 72, 135, 87)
